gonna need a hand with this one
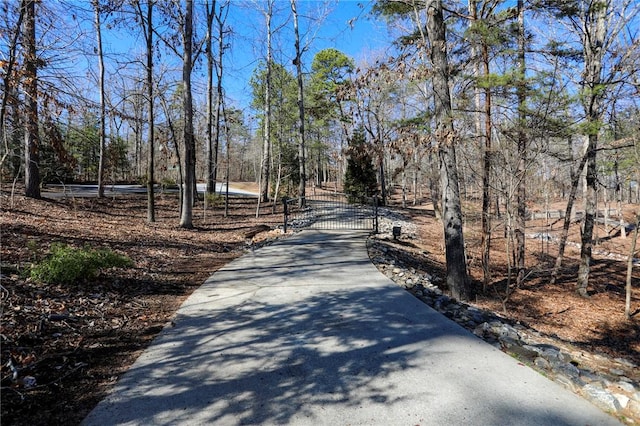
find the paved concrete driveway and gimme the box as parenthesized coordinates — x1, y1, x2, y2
(83, 230, 619, 425)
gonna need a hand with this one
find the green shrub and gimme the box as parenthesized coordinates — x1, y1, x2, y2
(30, 243, 133, 285)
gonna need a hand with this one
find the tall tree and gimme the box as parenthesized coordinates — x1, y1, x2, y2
(205, 0, 216, 195)
(426, 0, 473, 300)
(179, 0, 195, 228)
(132, 0, 156, 221)
(576, 0, 607, 297)
(23, 0, 40, 199)
(258, 0, 274, 204)
(466, 0, 517, 290)
(563, 0, 639, 296)
(251, 62, 299, 202)
(290, 0, 306, 205)
(144, 0, 156, 222)
(468, 0, 495, 290)
(309, 48, 355, 186)
(0, 3, 25, 172)
(514, 0, 527, 287)
(205, 0, 229, 196)
(538, 0, 639, 294)
(93, 0, 106, 198)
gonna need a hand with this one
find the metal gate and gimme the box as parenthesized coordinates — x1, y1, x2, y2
(283, 192, 378, 232)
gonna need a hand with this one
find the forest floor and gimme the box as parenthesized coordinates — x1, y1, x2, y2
(401, 197, 640, 366)
(1, 184, 639, 425)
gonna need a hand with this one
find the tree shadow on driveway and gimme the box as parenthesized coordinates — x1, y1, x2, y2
(83, 231, 620, 426)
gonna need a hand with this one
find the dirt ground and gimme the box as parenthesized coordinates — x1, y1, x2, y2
(1, 186, 639, 425)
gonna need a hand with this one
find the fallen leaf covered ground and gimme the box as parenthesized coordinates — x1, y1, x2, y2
(1, 188, 284, 425)
(1, 186, 638, 425)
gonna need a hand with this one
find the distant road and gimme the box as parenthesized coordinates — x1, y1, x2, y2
(41, 183, 257, 198)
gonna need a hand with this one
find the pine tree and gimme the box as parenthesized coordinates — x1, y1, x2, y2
(344, 127, 377, 204)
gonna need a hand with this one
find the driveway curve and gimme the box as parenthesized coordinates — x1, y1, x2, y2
(83, 230, 620, 425)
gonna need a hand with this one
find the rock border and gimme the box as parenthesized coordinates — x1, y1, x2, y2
(368, 212, 640, 424)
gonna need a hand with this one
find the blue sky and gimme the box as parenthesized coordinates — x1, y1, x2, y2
(209, 0, 394, 109)
(51, 1, 393, 115)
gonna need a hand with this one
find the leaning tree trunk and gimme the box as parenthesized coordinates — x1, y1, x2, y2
(550, 143, 589, 285)
(426, 0, 472, 301)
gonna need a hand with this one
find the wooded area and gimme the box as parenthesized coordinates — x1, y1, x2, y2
(1, 1, 640, 423)
(3, 0, 638, 298)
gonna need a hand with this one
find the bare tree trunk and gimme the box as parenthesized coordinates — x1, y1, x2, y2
(577, 132, 598, 297)
(145, 0, 155, 222)
(259, 1, 273, 204)
(94, 0, 106, 199)
(469, 0, 488, 290)
(134, 0, 155, 221)
(480, 40, 492, 290)
(206, 0, 228, 198)
(626, 213, 639, 319)
(614, 155, 626, 239)
(402, 166, 407, 208)
(205, 0, 216, 195)
(426, 0, 472, 301)
(291, 0, 306, 207)
(180, 0, 194, 228)
(412, 152, 418, 206)
(23, 0, 40, 199)
(133, 91, 143, 177)
(428, 152, 441, 219)
(550, 142, 589, 285)
(0, 5, 25, 170)
(159, 95, 183, 217)
(222, 99, 230, 217)
(576, 1, 607, 297)
(515, 0, 527, 287)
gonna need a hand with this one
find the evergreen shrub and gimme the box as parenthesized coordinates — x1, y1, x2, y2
(30, 243, 133, 284)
